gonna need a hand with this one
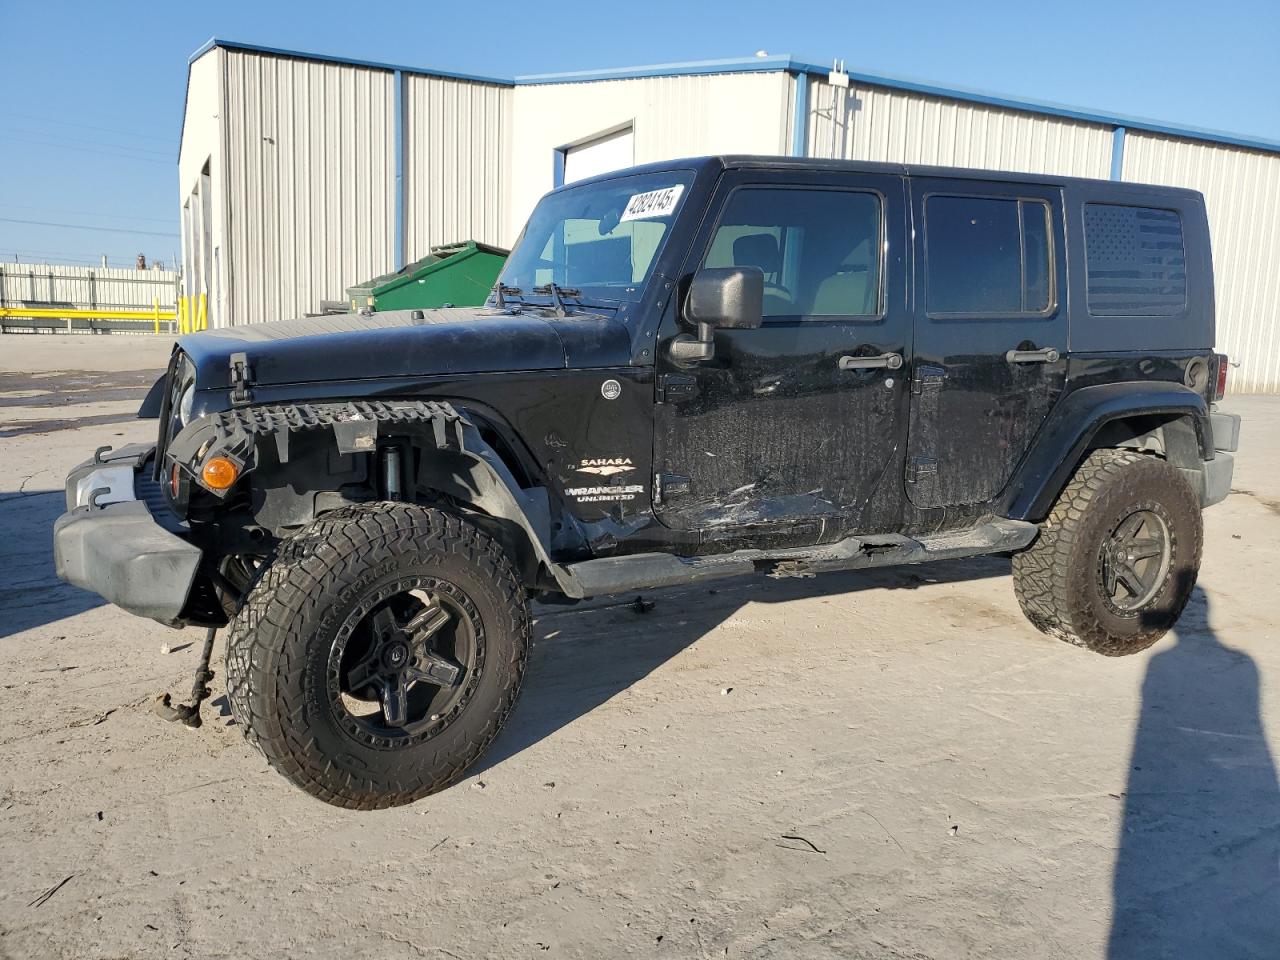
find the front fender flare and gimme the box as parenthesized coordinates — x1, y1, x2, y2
(413, 417, 568, 590)
(999, 381, 1210, 522)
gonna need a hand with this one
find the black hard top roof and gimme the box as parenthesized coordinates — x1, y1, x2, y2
(566, 155, 1203, 202)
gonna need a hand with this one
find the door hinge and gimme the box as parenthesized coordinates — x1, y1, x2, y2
(911, 363, 947, 395)
(906, 456, 938, 483)
(657, 373, 697, 404)
(654, 472, 691, 505)
(229, 351, 254, 407)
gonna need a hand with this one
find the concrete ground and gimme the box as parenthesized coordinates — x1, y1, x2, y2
(0, 332, 1277, 960)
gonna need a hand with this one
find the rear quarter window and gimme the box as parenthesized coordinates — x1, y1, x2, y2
(1083, 204, 1187, 317)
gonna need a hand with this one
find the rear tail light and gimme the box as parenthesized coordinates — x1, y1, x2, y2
(1214, 353, 1230, 401)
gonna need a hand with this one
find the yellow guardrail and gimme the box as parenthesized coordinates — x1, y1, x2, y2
(2, 296, 208, 334)
(0, 305, 177, 321)
(176, 294, 208, 334)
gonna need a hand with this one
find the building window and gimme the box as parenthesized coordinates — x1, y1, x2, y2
(702, 187, 883, 319)
(925, 196, 1053, 316)
(1084, 203, 1187, 316)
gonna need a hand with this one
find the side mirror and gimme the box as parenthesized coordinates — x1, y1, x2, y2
(670, 266, 764, 363)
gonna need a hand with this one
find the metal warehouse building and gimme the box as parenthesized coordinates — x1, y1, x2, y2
(179, 39, 1280, 393)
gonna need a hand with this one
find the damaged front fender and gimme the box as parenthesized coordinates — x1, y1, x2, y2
(164, 399, 469, 497)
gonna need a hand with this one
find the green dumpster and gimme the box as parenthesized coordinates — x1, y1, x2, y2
(346, 241, 509, 312)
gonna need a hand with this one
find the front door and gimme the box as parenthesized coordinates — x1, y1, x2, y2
(905, 179, 1068, 508)
(652, 169, 910, 539)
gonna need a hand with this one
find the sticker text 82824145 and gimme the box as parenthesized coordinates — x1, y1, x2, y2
(620, 185, 685, 223)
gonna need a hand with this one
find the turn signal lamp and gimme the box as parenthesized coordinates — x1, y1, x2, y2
(201, 456, 240, 491)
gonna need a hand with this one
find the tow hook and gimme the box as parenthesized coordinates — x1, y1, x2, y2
(153, 626, 218, 729)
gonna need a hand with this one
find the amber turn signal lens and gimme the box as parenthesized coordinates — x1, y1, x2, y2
(201, 456, 240, 491)
(170, 462, 181, 498)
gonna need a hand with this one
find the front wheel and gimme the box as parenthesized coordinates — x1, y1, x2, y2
(225, 504, 529, 809)
(1012, 449, 1202, 656)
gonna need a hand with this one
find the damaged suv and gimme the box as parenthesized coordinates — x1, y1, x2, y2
(54, 157, 1238, 809)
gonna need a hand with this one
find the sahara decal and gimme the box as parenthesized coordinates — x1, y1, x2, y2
(574, 457, 635, 477)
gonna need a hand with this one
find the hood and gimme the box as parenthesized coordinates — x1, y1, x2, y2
(179, 306, 608, 389)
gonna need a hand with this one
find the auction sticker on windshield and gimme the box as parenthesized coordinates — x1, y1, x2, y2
(620, 185, 685, 222)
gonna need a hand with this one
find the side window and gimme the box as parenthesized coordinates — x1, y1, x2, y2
(1083, 203, 1187, 316)
(702, 187, 882, 318)
(925, 195, 1053, 316)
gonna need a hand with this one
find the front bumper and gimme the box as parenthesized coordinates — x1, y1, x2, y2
(53, 445, 202, 624)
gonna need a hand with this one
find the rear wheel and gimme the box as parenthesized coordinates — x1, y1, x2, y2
(1012, 449, 1202, 656)
(225, 503, 528, 809)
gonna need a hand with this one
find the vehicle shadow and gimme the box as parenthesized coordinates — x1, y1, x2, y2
(0, 488, 104, 641)
(1108, 585, 1280, 958)
(474, 554, 1011, 775)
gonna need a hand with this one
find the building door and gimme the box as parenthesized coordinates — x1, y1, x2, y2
(653, 169, 910, 538)
(905, 179, 1068, 508)
(563, 128, 634, 184)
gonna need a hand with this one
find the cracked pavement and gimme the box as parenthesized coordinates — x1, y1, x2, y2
(1, 333, 1277, 960)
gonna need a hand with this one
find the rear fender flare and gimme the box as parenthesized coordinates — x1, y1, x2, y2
(1000, 381, 1210, 522)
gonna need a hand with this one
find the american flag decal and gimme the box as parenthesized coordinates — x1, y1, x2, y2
(1084, 204, 1187, 316)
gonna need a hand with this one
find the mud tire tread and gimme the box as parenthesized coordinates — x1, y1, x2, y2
(1012, 449, 1202, 656)
(225, 503, 528, 809)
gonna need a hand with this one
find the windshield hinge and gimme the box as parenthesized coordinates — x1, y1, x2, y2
(229, 352, 254, 407)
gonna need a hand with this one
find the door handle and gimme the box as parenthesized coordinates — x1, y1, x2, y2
(1005, 347, 1061, 364)
(838, 352, 903, 371)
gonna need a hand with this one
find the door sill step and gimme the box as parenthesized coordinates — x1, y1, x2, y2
(556, 519, 1037, 599)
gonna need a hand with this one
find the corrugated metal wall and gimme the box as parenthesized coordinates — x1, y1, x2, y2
(222, 50, 396, 323)
(403, 75, 509, 260)
(0, 262, 177, 309)
(191, 47, 1280, 390)
(1122, 133, 1280, 394)
(804, 78, 1114, 178)
(508, 72, 792, 242)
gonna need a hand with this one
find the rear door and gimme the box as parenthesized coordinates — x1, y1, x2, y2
(652, 168, 910, 537)
(905, 179, 1068, 508)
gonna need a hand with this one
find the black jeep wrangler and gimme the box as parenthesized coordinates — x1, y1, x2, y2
(54, 157, 1238, 809)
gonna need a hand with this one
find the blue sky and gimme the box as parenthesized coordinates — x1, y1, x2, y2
(1, 0, 1277, 268)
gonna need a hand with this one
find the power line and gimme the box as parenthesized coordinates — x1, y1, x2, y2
(0, 110, 173, 144)
(0, 216, 178, 238)
(0, 203, 175, 225)
(4, 126, 173, 158)
(0, 135, 174, 165)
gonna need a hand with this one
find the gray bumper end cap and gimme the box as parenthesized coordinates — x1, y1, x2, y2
(53, 500, 201, 623)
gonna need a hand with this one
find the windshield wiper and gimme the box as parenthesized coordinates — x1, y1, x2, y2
(531, 283, 582, 318)
(492, 282, 525, 311)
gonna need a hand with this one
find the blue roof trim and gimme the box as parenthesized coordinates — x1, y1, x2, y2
(782, 58, 1280, 155)
(188, 37, 512, 87)
(186, 40, 1280, 157)
(514, 54, 798, 84)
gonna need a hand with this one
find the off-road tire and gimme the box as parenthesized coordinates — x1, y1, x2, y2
(225, 503, 529, 809)
(1012, 449, 1202, 656)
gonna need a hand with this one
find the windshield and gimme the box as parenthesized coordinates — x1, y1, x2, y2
(499, 170, 695, 303)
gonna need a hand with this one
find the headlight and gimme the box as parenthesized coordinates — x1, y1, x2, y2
(178, 384, 196, 426)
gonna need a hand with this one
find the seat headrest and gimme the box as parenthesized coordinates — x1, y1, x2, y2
(732, 233, 781, 277)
